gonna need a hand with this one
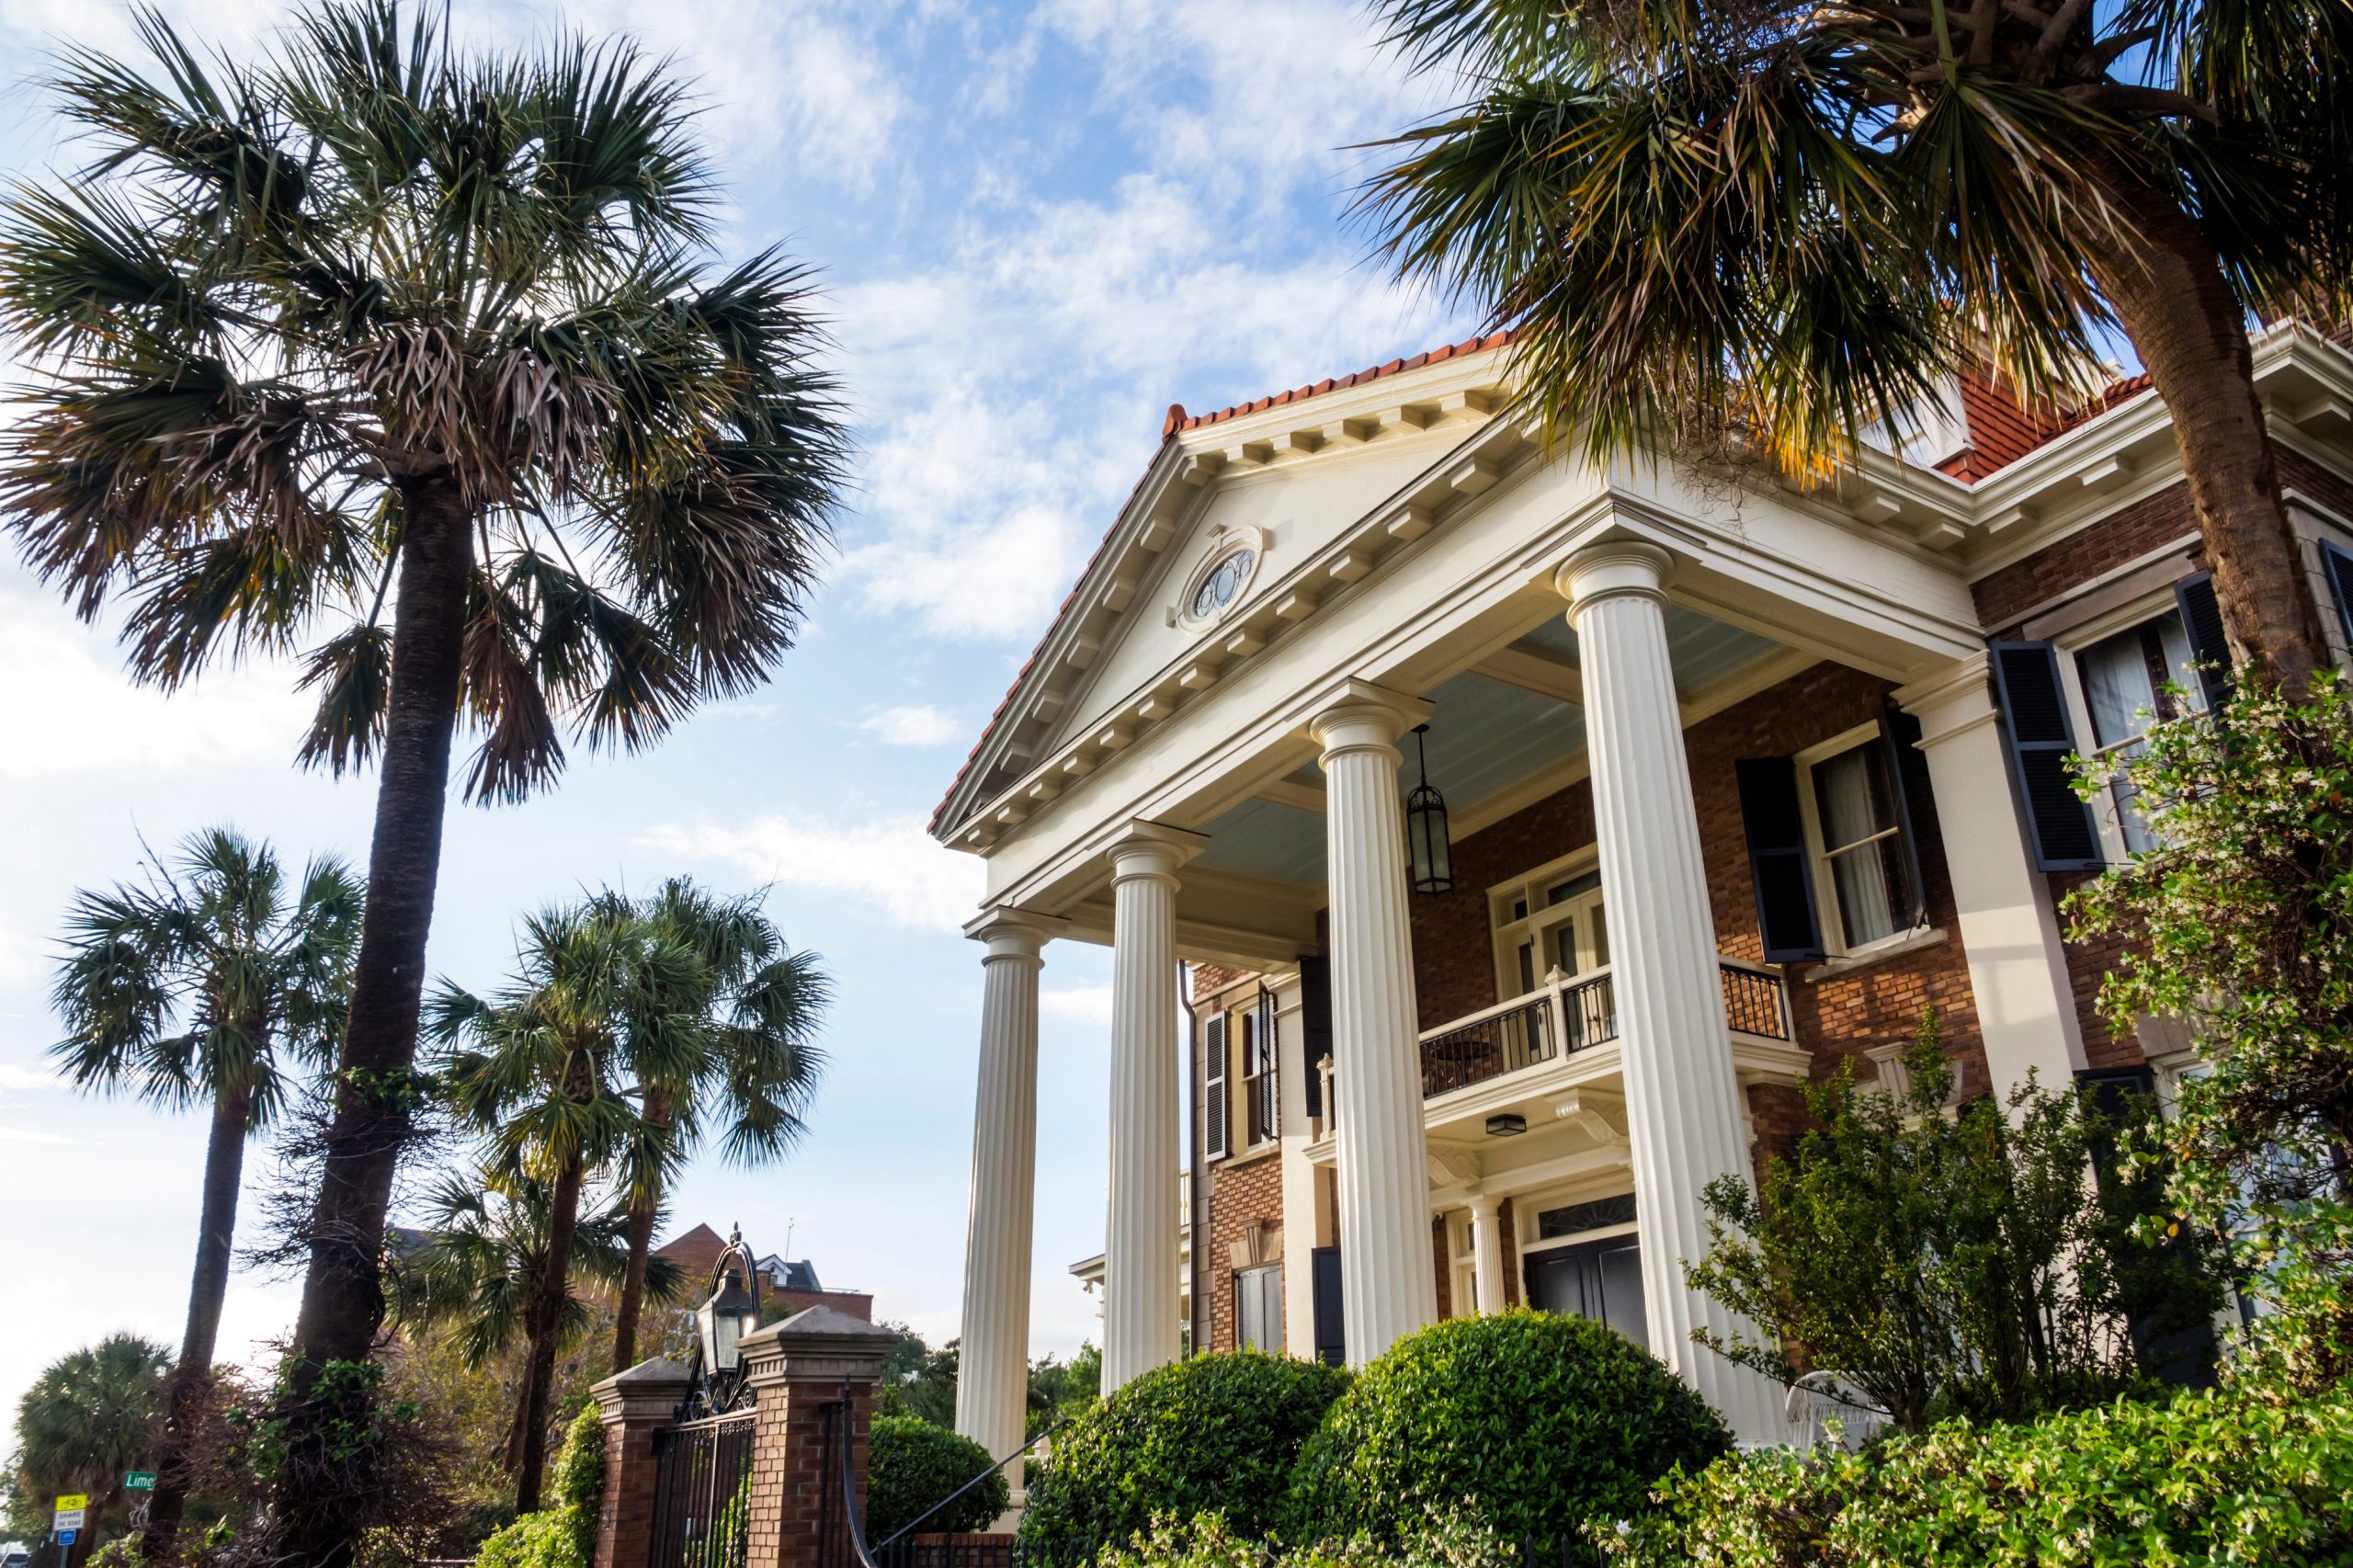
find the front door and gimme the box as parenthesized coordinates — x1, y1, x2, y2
(1522, 1234, 1648, 1349)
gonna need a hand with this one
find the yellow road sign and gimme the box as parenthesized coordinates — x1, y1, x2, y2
(53, 1494, 86, 1512)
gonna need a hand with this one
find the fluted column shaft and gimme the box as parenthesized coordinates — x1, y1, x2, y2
(1103, 827, 1194, 1389)
(1468, 1193, 1506, 1315)
(1313, 687, 1439, 1364)
(953, 909, 1059, 1500)
(1558, 541, 1784, 1443)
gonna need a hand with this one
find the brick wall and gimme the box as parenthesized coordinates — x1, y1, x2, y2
(1202, 1148, 1285, 1352)
(1971, 482, 2201, 631)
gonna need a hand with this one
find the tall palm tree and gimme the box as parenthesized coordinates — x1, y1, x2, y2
(10, 1335, 172, 1568)
(428, 904, 704, 1511)
(388, 1171, 680, 1491)
(49, 828, 361, 1562)
(0, 7, 847, 1550)
(1361, 0, 2353, 689)
(602, 878, 830, 1373)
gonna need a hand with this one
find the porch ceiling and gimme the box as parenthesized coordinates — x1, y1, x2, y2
(1188, 603, 1786, 889)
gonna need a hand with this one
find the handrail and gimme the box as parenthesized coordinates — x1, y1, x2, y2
(868, 1411, 1069, 1553)
(837, 1381, 885, 1568)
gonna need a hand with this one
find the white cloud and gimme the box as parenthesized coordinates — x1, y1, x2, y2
(1040, 983, 1112, 1027)
(0, 1126, 74, 1145)
(853, 705, 965, 747)
(636, 812, 983, 933)
(0, 1065, 58, 1093)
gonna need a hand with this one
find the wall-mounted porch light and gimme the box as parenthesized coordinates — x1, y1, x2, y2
(1406, 723, 1453, 895)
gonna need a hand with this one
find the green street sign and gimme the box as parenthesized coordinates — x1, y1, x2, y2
(124, 1471, 156, 1492)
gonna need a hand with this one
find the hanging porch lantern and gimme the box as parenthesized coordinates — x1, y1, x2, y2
(1406, 723, 1453, 895)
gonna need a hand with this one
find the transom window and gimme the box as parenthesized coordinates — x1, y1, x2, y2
(1806, 737, 1914, 950)
(2074, 608, 2203, 855)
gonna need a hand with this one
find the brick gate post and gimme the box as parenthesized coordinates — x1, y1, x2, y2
(741, 1305, 902, 1568)
(590, 1357, 693, 1568)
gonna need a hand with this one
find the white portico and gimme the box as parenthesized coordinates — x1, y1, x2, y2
(930, 326, 2353, 1460)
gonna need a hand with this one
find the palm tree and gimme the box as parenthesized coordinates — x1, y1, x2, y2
(0, 7, 847, 1548)
(603, 878, 830, 1373)
(428, 904, 705, 1511)
(388, 1171, 680, 1490)
(1361, 0, 2353, 689)
(49, 829, 361, 1562)
(10, 1335, 172, 1567)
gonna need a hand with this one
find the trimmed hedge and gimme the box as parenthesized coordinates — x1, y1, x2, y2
(1602, 1385, 2353, 1567)
(868, 1415, 1010, 1540)
(1286, 1311, 1731, 1554)
(1019, 1351, 1352, 1559)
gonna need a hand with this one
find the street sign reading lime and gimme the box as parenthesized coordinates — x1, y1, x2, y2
(125, 1471, 157, 1491)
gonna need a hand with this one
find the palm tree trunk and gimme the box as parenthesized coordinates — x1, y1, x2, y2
(2090, 169, 2331, 694)
(516, 1152, 587, 1515)
(275, 476, 472, 1567)
(611, 1091, 673, 1373)
(139, 1082, 254, 1562)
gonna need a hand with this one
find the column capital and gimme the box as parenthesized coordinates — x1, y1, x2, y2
(1553, 539, 1675, 617)
(1893, 652, 1998, 748)
(1306, 678, 1431, 763)
(1106, 820, 1207, 885)
(963, 904, 1068, 960)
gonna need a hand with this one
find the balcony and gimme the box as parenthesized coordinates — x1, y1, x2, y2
(1308, 959, 1802, 1151)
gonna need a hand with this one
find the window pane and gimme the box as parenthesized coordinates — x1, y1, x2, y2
(1546, 871, 1600, 906)
(1512, 898, 1529, 921)
(1518, 940, 1535, 995)
(2080, 624, 2165, 749)
(1813, 744, 1893, 854)
(1550, 917, 1577, 976)
(1830, 839, 1906, 947)
(1589, 905, 1608, 969)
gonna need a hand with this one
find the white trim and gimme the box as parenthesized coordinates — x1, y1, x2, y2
(1793, 721, 1917, 957)
(2052, 585, 2200, 864)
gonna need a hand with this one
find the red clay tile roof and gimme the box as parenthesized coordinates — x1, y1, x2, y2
(929, 331, 1518, 836)
(1935, 369, 2155, 482)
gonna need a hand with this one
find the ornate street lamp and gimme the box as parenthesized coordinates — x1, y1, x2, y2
(680, 1225, 764, 1419)
(1406, 723, 1453, 895)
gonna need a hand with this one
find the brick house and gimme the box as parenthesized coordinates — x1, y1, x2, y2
(929, 324, 2353, 1461)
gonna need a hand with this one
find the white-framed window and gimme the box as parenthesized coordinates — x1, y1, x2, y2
(1234, 1263, 1283, 1352)
(1240, 989, 1279, 1150)
(2056, 593, 2208, 862)
(1446, 1211, 1478, 1317)
(1794, 724, 1920, 954)
(1489, 848, 1609, 1000)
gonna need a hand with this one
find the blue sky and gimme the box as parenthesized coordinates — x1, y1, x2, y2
(0, 0, 1472, 1422)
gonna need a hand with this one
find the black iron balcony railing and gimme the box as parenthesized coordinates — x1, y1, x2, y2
(1421, 991, 1557, 1098)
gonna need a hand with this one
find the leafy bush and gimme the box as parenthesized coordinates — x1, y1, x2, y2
(1687, 1008, 2221, 1431)
(475, 1506, 585, 1568)
(1286, 1312, 1728, 1558)
(1603, 1385, 2353, 1567)
(475, 1407, 606, 1568)
(868, 1415, 1009, 1540)
(1100, 1506, 1519, 1568)
(1019, 1351, 1351, 1559)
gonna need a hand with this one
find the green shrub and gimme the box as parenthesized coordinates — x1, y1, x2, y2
(868, 1415, 1009, 1540)
(1603, 1385, 2353, 1567)
(1286, 1311, 1730, 1557)
(1099, 1507, 1520, 1568)
(475, 1506, 584, 1568)
(1019, 1351, 1351, 1559)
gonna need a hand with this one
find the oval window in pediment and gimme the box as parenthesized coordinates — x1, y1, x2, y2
(1190, 549, 1255, 619)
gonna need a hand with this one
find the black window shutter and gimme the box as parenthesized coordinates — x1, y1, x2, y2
(1298, 956, 1333, 1119)
(1877, 701, 1930, 931)
(1734, 757, 1825, 962)
(1256, 987, 1279, 1141)
(1990, 642, 2105, 870)
(1311, 1244, 1345, 1366)
(1202, 1012, 1229, 1162)
(2322, 540, 2353, 656)
(2173, 572, 2234, 711)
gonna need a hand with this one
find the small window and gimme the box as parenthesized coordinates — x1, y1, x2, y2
(1491, 854, 1609, 1001)
(1241, 993, 1279, 1148)
(1808, 740, 1913, 949)
(2075, 609, 2204, 854)
(1235, 1264, 1283, 1352)
(1446, 1212, 1479, 1317)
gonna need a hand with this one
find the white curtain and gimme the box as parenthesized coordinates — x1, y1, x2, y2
(2079, 626, 2170, 852)
(1820, 748, 1895, 945)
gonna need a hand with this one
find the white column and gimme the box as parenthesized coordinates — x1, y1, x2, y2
(1102, 824, 1201, 1390)
(1895, 655, 2086, 1096)
(953, 908, 1063, 1502)
(1468, 1192, 1507, 1314)
(1312, 682, 1439, 1364)
(1557, 540, 1785, 1444)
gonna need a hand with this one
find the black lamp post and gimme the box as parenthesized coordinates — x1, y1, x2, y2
(682, 1225, 764, 1418)
(1406, 723, 1453, 895)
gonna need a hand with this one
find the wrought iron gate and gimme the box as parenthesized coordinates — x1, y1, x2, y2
(647, 1413, 756, 1568)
